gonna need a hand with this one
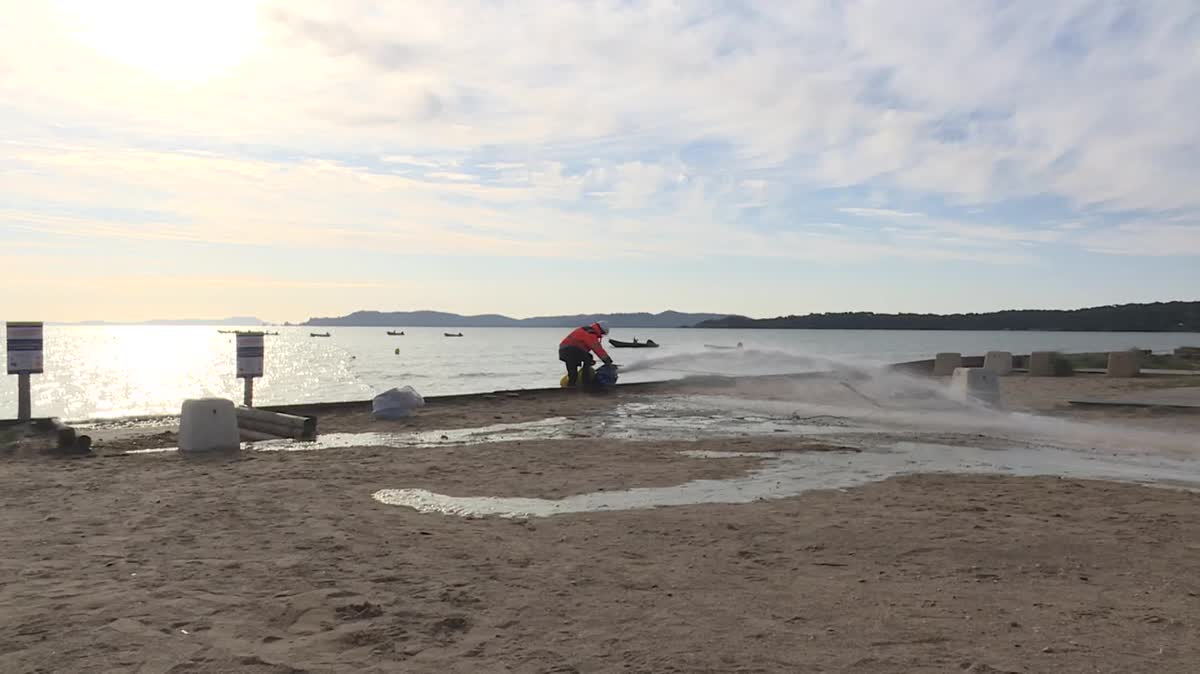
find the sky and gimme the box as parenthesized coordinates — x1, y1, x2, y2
(2, 0, 1199, 323)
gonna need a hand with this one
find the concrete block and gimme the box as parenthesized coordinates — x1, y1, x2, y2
(1029, 351, 1057, 377)
(933, 352, 962, 376)
(1106, 351, 1141, 378)
(179, 398, 240, 452)
(951, 367, 1001, 406)
(983, 351, 1014, 375)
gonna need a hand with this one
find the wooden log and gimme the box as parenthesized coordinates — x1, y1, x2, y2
(238, 418, 302, 439)
(235, 406, 316, 440)
(236, 405, 309, 429)
(49, 418, 76, 449)
(239, 428, 281, 443)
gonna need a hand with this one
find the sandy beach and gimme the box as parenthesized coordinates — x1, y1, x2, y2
(3, 372, 1200, 672)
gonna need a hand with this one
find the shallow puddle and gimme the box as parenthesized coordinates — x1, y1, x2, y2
(373, 442, 1200, 518)
(129, 395, 872, 454)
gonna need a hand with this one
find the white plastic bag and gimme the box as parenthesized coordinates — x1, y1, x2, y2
(372, 386, 425, 419)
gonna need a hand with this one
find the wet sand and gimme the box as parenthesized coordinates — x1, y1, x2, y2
(77, 372, 1200, 453)
(3, 373, 1200, 672)
(3, 444, 1200, 672)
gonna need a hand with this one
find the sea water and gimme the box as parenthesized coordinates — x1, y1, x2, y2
(1, 325, 1197, 420)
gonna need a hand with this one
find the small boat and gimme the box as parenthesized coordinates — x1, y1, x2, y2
(310, 332, 331, 338)
(444, 332, 464, 337)
(609, 338, 659, 348)
(387, 330, 405, 336)
(704, 342, 744, 350)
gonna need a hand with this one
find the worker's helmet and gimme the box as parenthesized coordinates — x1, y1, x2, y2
(595, 320, 610, 335)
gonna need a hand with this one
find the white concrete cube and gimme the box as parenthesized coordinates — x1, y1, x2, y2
(933, 352, 962, 376)
(179, 398, 240, 452)
(1106, 351, 1141, 378)
(983, 351, 1013, 375)
(1029, 351, 1056, 377)
(950, 367, 1001, 406)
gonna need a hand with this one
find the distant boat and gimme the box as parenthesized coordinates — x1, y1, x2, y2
(387, 330, 405, 336)
(310, 332, 331, 338)
(610, 338, 658, 348)
(704, 342, 744, 350)
(444, 332, 464, 337)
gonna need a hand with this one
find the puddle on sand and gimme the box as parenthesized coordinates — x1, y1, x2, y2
(129, 396, 868, 454)
(373, 442, 1200, 518)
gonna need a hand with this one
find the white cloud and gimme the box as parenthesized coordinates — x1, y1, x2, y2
(838, 208, 925, 219)
(0, 143, 1057, 267)
(381, 155, 450, 167)
(1080, 221, 1200, 256)
(1, 0, 1197, 278)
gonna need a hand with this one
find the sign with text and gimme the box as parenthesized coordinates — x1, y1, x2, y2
(6, 321, 44, 375)
(236, 332, 264, 378)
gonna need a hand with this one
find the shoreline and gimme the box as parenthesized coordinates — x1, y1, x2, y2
(3, 360, 1200, 670)
(48, 363, 1200, 425)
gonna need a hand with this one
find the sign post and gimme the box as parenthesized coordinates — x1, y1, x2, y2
(236, 332, 264, 407)
(6, 321, 44, 421)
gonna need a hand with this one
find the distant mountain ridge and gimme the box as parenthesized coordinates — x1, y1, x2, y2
(62, 317, 267, 326)
(304, 310, 729, 328)
(695, 301, 1200, 332)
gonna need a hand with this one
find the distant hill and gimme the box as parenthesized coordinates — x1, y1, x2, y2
(695, 301, 1200, 332)
(66, 316, 267, 326)
(304, 310, 729, 328)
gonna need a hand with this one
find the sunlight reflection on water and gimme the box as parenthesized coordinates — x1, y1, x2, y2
(4, 325, 1199, 419)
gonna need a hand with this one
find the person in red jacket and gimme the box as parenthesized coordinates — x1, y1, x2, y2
(559, 321, 613, 387)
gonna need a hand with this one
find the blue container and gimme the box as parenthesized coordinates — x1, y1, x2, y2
(594, 364, 619, 387)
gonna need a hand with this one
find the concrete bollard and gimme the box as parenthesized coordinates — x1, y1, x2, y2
(178, 398, 240, 452)
(1106, 351, 1141, 378)
(1029, 351, 1056, 377)
(951, 367, 1001, 406)
(933, 352, 962, 376)
(983, 351, 1014, 375)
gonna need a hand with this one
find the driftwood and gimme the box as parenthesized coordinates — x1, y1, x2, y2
(235, 406, 316, 441)
(238, 428, 280, 443)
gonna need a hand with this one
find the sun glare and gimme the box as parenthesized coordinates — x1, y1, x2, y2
(53, 0, 261, 82)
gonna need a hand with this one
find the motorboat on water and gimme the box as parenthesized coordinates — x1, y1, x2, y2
(220, 329, 279, 336)
(444, 332, 464, 337)
(609, 338, 659, 348)
(310, 332, 331, 338)
(387, 330, 405, 336)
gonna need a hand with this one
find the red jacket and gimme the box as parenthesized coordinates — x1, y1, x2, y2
(560, 324, 610, 360)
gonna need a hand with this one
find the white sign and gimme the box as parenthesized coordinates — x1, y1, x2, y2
(6, 321, 43, 375)
(236, 332, 264, 378)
